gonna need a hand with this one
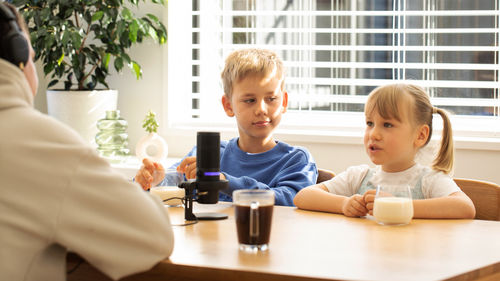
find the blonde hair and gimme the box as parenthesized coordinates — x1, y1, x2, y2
(221, 48, 285, 99)
(365, 84, 454, 174)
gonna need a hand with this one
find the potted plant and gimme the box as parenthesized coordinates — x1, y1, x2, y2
(12, 0, 167, 144)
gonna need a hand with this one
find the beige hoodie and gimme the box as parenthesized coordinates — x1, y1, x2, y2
(0, 59, 174, 281)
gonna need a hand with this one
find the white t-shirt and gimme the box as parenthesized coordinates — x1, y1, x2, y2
(322, 163, 460, 198)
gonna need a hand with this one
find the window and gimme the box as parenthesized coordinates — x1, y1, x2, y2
(167, 0, 500, 144)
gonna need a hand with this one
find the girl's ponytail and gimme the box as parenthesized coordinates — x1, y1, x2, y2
(432, 107, 454, 174)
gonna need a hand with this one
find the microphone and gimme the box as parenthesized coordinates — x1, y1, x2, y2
(179, 132, 229, 220)
(195, 132, 226, 204)
(196, 131, 220, 180)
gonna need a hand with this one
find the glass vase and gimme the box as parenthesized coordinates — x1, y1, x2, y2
(95, 110, 130, 163)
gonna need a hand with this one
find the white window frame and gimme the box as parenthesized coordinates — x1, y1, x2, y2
(165, 0, 500, 151)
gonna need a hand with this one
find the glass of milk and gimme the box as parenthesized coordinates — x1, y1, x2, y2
(150, 169, 185, 207)
(373, 185, 413, 226)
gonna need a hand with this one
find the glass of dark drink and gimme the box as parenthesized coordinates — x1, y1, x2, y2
(233, 190, 274, 252)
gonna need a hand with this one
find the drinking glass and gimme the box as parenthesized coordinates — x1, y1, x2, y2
(233, 190, 274, 252)
(373, 184, 414, 226)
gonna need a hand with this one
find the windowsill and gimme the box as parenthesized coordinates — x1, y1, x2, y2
(165, 109, 500, 151)
(164, 122, 500, 151)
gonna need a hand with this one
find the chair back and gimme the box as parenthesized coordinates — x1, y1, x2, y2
(317, 169, 335, 184)
(454, 178, 500, 221)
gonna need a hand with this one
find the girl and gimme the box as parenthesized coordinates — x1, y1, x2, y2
(294, 84, 476, 219)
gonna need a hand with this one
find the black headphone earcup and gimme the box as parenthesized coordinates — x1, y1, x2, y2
(0, 4, 30, 69)
(2, 28, 30, 68)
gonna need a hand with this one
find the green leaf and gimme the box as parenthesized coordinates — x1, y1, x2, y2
(129, 61, 142, 80)
(137, 18, 147, 34)
(44, 35, 55, 49)
(86, 80, 96, 90)
(146, 13, 159, 23)
(91, 11, 104, 22)
(64, 81, 72, 91)
(148, 26, 158, 42)
(103, 53, 110, 69)
(156, 22, 168, 44)
(122, 53, 131, 63)
(142, 110, 159, 133)
(57, 53, 65, 65)
(129, 20, 139, 43)
(121, 8, 133, 20)
(37, 27, 47, 37)
(83, 10, 92, 23)
(43, 62, 54, 75)
(116, 20, 125, 40)
(71, 32, 82, 50)
(114, 56, 124, 71)
(61, 30, 70, 45)
(48, 79, 58, 88)
(40, 8, 51, 20)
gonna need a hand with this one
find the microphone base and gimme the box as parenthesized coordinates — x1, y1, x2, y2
(194, 212, 228, 220)
(179, 180, 229, 221)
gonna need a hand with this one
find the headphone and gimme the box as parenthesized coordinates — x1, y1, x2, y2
(0, 2, 29, 69)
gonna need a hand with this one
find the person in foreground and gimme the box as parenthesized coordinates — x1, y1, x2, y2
(294, 83, 476, 219)
(0, 3, 174, 281)
(135, 48, 317, 206)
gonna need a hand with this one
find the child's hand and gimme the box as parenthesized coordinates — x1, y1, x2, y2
(135, 158, 165, 191)
(363, 189, 377, 216)
(177, 156, 197, 179)
(342, 194, 368, 217)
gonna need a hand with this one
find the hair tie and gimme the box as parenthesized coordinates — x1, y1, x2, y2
(432, 107, 438, 114)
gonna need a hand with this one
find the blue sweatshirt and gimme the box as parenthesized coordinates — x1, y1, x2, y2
(166, 137, 317, 206)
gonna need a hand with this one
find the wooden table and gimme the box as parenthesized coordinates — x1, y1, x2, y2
(68, 203, 500, 281)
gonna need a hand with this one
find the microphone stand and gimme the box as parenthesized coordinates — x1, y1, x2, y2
(180, 180, 198, 221)
(180, 180, 229, 221)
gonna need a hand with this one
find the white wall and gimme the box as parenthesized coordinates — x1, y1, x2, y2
(32, 4, 500, 185)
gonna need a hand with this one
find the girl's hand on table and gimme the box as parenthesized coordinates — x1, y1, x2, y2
(342, 194, 368, 217)
(363, 189, 377, 216)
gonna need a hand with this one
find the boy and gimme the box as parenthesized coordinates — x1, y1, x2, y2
(136, 48, 317, 206)
(0, 3, 173, 281)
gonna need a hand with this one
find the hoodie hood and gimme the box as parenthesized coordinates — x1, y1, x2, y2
(0, 58, 34, 110)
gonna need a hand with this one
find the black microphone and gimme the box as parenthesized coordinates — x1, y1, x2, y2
(196, 131, 221, 181)
(194, 132, 228, 204)
(179, 132, 229, 220)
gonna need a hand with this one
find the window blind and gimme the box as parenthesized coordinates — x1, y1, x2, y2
(167, 0, 500, 136)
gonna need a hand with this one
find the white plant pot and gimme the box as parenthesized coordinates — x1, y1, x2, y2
(46, 89, 118, 145)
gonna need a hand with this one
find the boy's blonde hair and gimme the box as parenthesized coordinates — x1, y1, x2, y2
(365, 84, 454, 174)
(221, 48, 285, 99)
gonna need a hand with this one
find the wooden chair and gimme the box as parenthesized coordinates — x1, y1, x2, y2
(317, 169, 335, 184)
(454, 178, 500, 221)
